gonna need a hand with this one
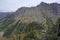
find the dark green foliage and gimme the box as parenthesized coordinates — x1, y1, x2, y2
(1, 17, 60, 40)
(1, 21, 44, 40)
(46, 23, 58, 40)
(24, 22, 43, 32)
(45, 18, 60, 40)
(56, 18, 60, 40)
(3, 19, 20, 37)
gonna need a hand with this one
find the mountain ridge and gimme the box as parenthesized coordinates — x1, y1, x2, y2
(10, 2, 60, 24)
(0, 2, 60, 40)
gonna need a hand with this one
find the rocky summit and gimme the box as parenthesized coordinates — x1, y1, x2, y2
(9, 2, 60, 24)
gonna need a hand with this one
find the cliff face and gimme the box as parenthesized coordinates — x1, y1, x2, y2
(37, 2, 60, 23)
(10, 2, 60, 24)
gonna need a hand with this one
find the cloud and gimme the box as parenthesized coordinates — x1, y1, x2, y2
(0, 0, 60, 12)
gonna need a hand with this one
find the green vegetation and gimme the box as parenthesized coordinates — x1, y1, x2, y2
(0, 17, 60, 40)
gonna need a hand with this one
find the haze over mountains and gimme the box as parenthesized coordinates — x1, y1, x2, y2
(0, 2, 60, 40)
(0, 12, 13, 20)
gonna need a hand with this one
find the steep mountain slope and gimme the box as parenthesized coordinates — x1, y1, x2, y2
(37, 2, 60, 23)
(0, 2, 60, 40)
(11, 2, 60, 24)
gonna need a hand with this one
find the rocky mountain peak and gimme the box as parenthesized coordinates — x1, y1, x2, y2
(37, 2, 49, 7)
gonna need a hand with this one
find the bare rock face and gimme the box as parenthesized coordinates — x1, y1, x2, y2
(37, 2, 60, 23)
(13, 7, 46, 24)
(9, 2, 60, 24)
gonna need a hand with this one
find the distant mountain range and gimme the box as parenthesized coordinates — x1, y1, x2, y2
(0, 12, 13, 20)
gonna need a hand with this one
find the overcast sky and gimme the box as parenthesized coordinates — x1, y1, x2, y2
(0, 0, 60, 12)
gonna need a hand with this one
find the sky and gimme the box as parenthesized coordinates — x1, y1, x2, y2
(0, 0, 60, 12)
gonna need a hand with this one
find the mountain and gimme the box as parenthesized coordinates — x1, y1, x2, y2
(10, 2, 60, 24)
(0, 2, 60, 40)
(0, 12, 13, 20)
(37, 2, 60, 23)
